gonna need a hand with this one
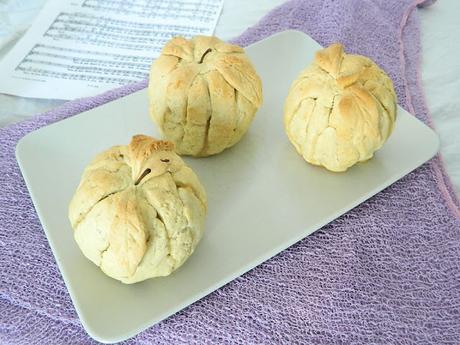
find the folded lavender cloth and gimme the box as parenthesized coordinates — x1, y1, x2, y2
(1, 0, 459, 344)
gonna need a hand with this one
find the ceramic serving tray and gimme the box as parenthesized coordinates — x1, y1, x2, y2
(16, 30, 439, 343)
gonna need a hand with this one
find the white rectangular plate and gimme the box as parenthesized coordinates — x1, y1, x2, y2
(16, 30, 439, 343)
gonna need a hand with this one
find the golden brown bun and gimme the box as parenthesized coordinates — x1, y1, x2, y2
(284, 43, 397, 172)
(148, 36, 263, 157)
(68, 135, 207, 284)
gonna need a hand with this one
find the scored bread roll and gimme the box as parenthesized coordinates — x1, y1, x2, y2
(148, 35, 263, 157)
(68, 135, 207, 284)
(284, 43, 397, 172)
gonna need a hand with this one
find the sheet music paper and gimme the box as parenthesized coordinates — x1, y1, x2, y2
(0, 0, 223, 99)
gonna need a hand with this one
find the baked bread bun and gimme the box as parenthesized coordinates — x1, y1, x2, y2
(148, 35, 263, 157)
(284, 43, 397, 172)
(68, 135, 207, 284)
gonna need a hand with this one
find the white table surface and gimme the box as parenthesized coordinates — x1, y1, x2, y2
(0, 0, 458, 194)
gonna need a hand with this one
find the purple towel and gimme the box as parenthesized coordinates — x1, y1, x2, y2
(1, 0, 459, 343)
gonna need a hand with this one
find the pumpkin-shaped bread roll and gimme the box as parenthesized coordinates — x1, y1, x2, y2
(284, 43, 397, 172)
(148, 35, 263, 157)
(68, 135, 207, 284)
